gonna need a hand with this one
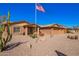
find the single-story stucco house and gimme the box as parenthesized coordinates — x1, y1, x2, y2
(39, 24, 67, 36)
(3, 21, 40, 36)
(3, 21, 68, 36)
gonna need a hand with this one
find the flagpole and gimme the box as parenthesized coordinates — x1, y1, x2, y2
(35, 3, 37, 30)
(35, 3, 39, 41)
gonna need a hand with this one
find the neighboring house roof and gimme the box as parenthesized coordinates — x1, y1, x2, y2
(40, 24, 66, 29)
(50, 24, 66, 29)
(39, 24, 53, 27)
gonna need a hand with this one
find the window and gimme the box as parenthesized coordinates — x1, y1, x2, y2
(14, 27, 20, 32)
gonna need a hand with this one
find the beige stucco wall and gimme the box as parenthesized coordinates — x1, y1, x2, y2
(39, 28, 67, 36)
(40, 28, 51, 36)
(51, 29, 66, 35)
(4, 23, 29, 35)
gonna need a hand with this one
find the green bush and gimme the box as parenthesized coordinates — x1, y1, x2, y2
(30, 34, 37, 39)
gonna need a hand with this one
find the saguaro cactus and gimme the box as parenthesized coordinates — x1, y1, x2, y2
(0, 11, 12, 52)
(0, 30, 12, 52)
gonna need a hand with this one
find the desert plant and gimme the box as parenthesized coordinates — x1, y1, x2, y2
(0, 33, 3, 52)
(30, 44, 32, 49)
(67, 35, 70, 39)
(70, 36, 74, 39)
(66, 30, 74, 34)
(0, 27, 12, 52)
(0, 11, 12, 52)
(75, 35, 78, 40)
(0, 24, 12, 52)
(67, 34, 78, 40)
(30, 34, 37, 39)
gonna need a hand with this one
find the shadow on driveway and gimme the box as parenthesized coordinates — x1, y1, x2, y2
(3, 41, 28, 51)
(55, 50, 67, 56)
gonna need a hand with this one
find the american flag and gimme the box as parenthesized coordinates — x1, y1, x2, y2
(36, 3, 45, 12)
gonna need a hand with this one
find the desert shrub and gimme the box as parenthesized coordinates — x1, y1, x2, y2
(30, 34, 37, 39)
(75, 35, 78, 40)
(67, 35, 70, 38)
(23, 32, 25, 35)
(70, 36, 74, 39)
(67, 34, 78, 40)
(66, 30, 73, 34)
(30, 44, 32, 49)
(66, 30, 71, 33)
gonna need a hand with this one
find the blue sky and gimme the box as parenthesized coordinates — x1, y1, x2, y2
(0, 3, 79, 27)
(37, 3, 79, 27)
(0, 3, 35, 24)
